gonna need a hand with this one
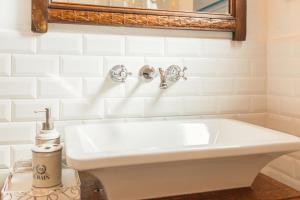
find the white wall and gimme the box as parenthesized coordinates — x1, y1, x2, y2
(262, 0, 300, 191)
(0, 0, 267, 185)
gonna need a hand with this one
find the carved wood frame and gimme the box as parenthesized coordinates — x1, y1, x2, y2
(32, 0, 246, 41)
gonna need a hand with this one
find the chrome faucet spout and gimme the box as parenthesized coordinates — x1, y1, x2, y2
(159, 68, 168, 89)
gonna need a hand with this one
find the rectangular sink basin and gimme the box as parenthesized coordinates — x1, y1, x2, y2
(65, 118, 300, 200)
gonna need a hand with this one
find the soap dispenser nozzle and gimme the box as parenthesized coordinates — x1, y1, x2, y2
(35, 108, 54, 130)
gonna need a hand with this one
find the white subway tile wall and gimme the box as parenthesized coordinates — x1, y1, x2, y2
(61, 56, 103, 77)
(126, 36, 164, 56)
(60, 99, 104, 120)
(12, 100, 59, 121)
(105, 98, 144, 117)
(38, 78, 82, 98)
(0, 32, 36, 54)
(37, 33, 82, 55)
(0, 122, 36, 144)
(0, 0, 270, 187)
(0, 54, 11, 76)
(0, 78, 36, 99)
(0, 145, 10, 168)
(12, 54, 59, 76)
(103, 56, 144, 77)
(261, 0, 300, 191)
(165, 38, 202, 57)
(84, 34, 125, 56)
(0, 101, 11, 122)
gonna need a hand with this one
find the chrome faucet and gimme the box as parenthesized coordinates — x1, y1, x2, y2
(140, 65, 157, 81)
(166, 65, 187, 82)
(159, 65, 188, 89)
(110, 65, 132, 82)
(159, 68, 168, 89)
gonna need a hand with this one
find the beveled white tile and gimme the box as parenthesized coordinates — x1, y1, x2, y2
(37, 33, 82, 54)
(280, 97, 300, 118)
(268, 78, 294, 96)
(161, 78, 203, 96)
(216, 59, 250, 77)
(165, 37, 202, 56)
(251, 96, 267, 112)
(235, 78, 266, 95)
(202, 79, 233, 95)
(83, 78, 125, 98)
(125, 78, 161, 97)
(251, 58, 266, 77)
(84, 34, 125, 56)
(267, 96, 281, 114)
(0, 78, 36, 99)
(0, 100, 11, 122)
(60, 99, 104, 120)
(0, 145, 10, 168)
(145, 57, 183, 69)
(38, 78, 82, 98)
(61, 56, 103, 77)
(126, 78, 202, 97)
(183, 58, 216, 77)
(202, 39, 241, 58)
(293, 79, 300, 96)
(12, 54, 59, 76)
(183, 97, 217, 115)
(144, 97, 183, 116)
(12, 100, 59, 121)
(105, 98, 144, 117)
(0, 32, 36, 54)
(0, 54, 11, 76)
(0, 122, 35, 145)
(218, 96, 251, 113)
(126, 36, 164, 56)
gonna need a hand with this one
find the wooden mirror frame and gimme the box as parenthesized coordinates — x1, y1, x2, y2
(32, 0, 246, 41)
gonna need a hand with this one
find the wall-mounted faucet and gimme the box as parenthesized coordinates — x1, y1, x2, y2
(139, 65, 157, 81)
(159, 65, 188, 89)
(110, 64, 187, 89)
(110, 65, 132, 82)
(159, 68, 168, 89)
(166, 65, 187, 82)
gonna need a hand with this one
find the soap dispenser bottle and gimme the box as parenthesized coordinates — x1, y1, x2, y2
(35, 108, 60, 145)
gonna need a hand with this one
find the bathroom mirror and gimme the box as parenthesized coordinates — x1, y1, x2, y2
(31, 0, 246, 41)
(51, 0, 230, 14)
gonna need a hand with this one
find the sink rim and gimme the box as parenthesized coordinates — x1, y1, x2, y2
(64, 118, 300, 170)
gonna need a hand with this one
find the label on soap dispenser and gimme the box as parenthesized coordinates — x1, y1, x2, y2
(33, 164, 50, 181)
(32, 144, 62, 188)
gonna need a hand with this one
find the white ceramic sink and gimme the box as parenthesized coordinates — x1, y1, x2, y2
(65, 118, 300, 200)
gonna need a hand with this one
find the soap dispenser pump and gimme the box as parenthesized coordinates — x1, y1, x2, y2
(35, 108, 60, 145)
